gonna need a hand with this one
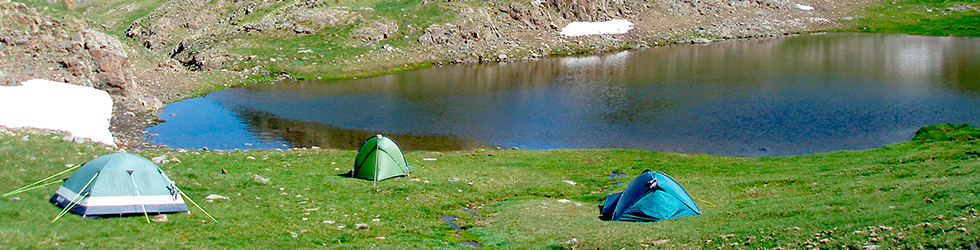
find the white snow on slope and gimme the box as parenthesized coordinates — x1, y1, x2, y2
(0, 79, 115, 146)
(560, 19, 634, 37)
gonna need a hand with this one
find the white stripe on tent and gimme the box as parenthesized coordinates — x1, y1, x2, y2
(55, 186, 186, 206)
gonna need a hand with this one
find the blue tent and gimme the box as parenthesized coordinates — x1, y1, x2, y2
(600, 170, 701, 222)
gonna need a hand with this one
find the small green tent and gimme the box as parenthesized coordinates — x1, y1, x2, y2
(599, 170, 701, 222)
(352, 135, 412, 182)
(50, 153, 188, 217)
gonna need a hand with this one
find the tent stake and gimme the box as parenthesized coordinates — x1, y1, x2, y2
(128, 172, 151, 224)
(177, 188, 218, 222)
(5, 164, 80, 197)
(52, 172, 98, 223)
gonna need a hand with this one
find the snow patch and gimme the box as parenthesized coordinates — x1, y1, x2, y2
(796, 4, 815, 10)
(0, 79, 115, 146)
(560, 19, 634, 37)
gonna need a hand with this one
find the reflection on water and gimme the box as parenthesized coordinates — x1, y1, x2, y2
(148, 33, 980, 156)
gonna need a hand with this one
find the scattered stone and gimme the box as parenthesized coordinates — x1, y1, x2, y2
(376, 236, 386, 240)
(796, 4, 815, 10)
(355, 223, 369, 229)
(423, 158, 437, 161)
(250, 174, 271, 184)
(877, 225, 894, 231)
(448, 178, 460, 182)
(557, 199, 571, 203)
(8, 196, 21, 202)
(562, 180, 577, 185)
(62, 135, 75, 142)
(221, 168, 228, 174)
(21, 135, 29, 141)
(691, 38, 713, 44)
(151, 155, 169, 164)
(924, 197, 935, 203)
(652, 239, 671, 245)
(560, 238, 578, 245)
(323, 220, 335, 224)
(372, 218, 381, 222)
(246, 156, 256, 160)
(151, 214, 168, 223)
(863, 245, 880, 250)
(205, 194, 230, 202)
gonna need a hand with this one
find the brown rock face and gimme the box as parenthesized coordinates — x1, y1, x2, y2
(67, 29, 133, 93)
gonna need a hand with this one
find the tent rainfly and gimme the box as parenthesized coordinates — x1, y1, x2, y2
(600, 170, 701, 222)
(49, 153, 189, 218)
(352, 134, 412, 183)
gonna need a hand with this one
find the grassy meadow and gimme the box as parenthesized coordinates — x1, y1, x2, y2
(846, 0, 980, 37)
(1, 125, 978, 249)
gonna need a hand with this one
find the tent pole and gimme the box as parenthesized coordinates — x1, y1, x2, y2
(374, 135, 381, 187)
(52, 172, 98, 223)
(177, 188, 218, 222)
(5, 164, 80, 197)
(128, 173, 151, 224)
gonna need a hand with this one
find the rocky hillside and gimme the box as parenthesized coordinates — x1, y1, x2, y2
(0, 0, 872, 147)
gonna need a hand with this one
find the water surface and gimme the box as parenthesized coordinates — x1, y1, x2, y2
(148, 33, 980, 156)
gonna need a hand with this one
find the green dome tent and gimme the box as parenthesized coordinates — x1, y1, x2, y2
(352, 135, 412, 182)
(599, 170, 701, 222)
(49, 153, 188, 217)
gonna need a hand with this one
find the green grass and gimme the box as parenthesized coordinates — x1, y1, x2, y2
(2, 125, 979, 248)
(846, 0, 980, 36)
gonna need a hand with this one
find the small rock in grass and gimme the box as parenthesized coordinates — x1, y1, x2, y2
(323, 220, 335, 224)
(423, 158, 437, 161)
(205, 194, 230, 202)
(561, 238, 578, 245)
(863, 245, 879, 250)
(151, 155, 169, 164)
(246, 156, 256, 160)
(371, 218, 381, 222)
(152, 214, 169, 223)
(652, 239, 671, 245)
(250, 174, 271, 184)
(355, 223, 369, 229)
(448, 178, 459, 182)
(8, 196, 21, 202)
(21, 135, 29, 141)
(562, 180, 577, 185)
(557, 199, 571, 203)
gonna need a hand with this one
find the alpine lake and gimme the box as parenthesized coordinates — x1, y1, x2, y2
(147, 33, 980, 157)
